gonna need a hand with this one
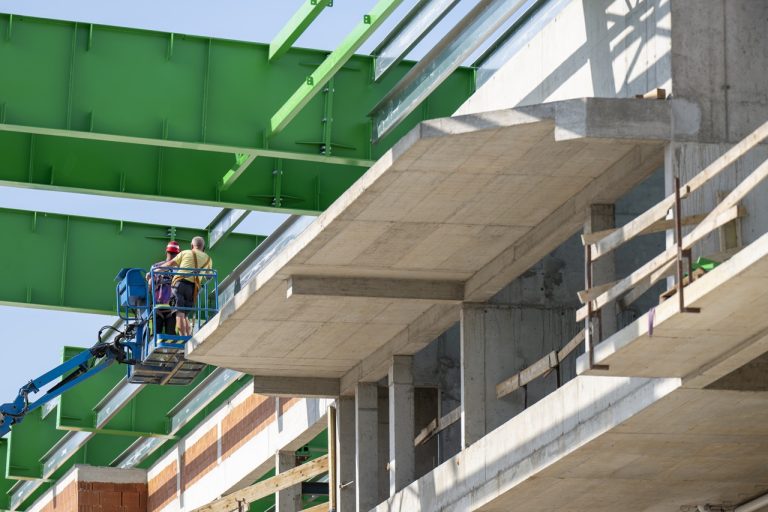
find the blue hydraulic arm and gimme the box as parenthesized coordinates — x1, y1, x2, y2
(0, 326, 136, 438)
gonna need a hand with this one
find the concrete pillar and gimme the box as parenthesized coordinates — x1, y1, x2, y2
(585, 204, 618, 339)
(275, 450, 300, 512)
(355, 383, 379, 511)
(336, 396, 356, 512)
(460, 306, 486, 448)
(388, 355, 414, 496)
(460, 305, 533, 449)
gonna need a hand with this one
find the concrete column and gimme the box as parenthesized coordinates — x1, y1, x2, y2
(336, 396, 356, 512)
(355, 383, 379, 511)
(586, 204, 618, 338)
(388, 355, 414, 496)
(460, 305, 532, 449)
(460, 306, 486, 448)
(275, 450, 300, 512)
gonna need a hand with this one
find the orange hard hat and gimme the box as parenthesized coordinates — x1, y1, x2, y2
(166, 241, 180, 254)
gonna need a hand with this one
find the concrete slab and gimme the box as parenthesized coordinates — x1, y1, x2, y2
(187, 98, 679, 384)
(374, 376, 768, 512)
(578, 231, 768, 386)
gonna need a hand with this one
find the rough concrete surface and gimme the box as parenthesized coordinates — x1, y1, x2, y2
(187, 99, 679, 387)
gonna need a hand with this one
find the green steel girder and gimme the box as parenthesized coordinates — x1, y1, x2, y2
(0, 440, 10, 509)
(270, 0, 405, 134)
(0, 206, 264, 314)
(55, 348, 221, 438)
(0, 13, 474, 214)
(269, 0, 332, 62)
(6, 409, 64, 480)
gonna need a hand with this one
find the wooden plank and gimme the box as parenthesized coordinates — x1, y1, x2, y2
(577, 281, 618, 304)
(557, 329, 586, 362)
(414, 418, 438, 446)
(413, 407, 461, 447)
(519, 351, 558, 387)
(495, 372, 522, 398)
(619, 258, 677, 309)
(192, 455, 329, 512)
(496, 330, 586, 400)
(577, 204, 743, 321)
(590, 119, 768, 259)
(581, 213, 714, 245)
(685, 160, 768, 245)
(496, 352, 555, 399)
(634, 87, 666, 100)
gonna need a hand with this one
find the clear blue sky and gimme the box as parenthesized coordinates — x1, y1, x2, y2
(0, 0, 509, 400)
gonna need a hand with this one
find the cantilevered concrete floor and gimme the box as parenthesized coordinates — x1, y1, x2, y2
(377, 376, 768, 512)
(579, 231, 768, 388)
(187, 98, 689, 388)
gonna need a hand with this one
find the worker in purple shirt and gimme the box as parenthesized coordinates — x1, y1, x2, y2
(148, 241, 180, 337)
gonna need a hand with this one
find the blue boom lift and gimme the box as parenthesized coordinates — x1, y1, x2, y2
(0, 266, 218, 438)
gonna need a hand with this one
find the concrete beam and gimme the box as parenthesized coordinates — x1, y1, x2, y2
(275, 451, 301, 512)
(388, 356, 415, 496)
(253, 376, 340, 398)
(287, 275, 464, 302)
(356, 383, 380, 511)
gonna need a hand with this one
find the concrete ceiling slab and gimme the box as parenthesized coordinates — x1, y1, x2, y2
(187, 98, 678, 383)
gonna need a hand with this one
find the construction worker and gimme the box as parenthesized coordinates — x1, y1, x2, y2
(158, 236, 212, 336)
(147, 241, 180, 337)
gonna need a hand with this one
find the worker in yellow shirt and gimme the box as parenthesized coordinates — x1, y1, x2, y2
(158, 236, 212, 336)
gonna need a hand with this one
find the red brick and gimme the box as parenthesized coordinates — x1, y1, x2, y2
(148, 461, 178, 512)
(121, 491, 140, 509)
(101, 490, 122, 509)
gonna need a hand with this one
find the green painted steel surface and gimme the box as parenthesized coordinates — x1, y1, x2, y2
(0, 440, 9, 510)
(1, 207, 264, 314)
(269, 0, 332, 62)
(270, 0, 405, 134)
(0, 9, 473, 509)
(0, 14, 473, 214)
(6, 409, 65, 480)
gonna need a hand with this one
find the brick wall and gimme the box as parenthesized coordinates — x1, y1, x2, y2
(147, 393, 287, 512)
(220, 394, 275, 459)
(148, 461, 178, 512)
(181, 426, 218, 490)
(38, 481, 76, 512)
(33, 476, 147, 512)
(78, 482, 147, 512)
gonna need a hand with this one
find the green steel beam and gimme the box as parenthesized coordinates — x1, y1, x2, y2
(269, 0, 332, 62)
(6, 410, 64, 480)
(0, 440, 10, 509)
(270, 0, 405, 135)
(0, 206, 264, 314)
(0, 13, 473, 215)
